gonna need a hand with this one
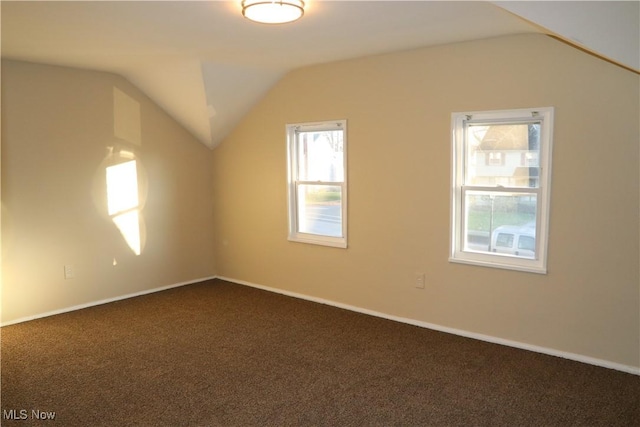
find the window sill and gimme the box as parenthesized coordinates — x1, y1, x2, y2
(448, 256, 547, 274)
(288, 234, 347, 249)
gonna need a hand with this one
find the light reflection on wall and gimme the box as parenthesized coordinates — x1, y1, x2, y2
(106, 158, 142, 255)
(91, 86, 147, 258)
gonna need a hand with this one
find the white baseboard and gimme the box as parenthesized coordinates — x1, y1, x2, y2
(218, 275, 640, 376)
(0, 275, 218, 327)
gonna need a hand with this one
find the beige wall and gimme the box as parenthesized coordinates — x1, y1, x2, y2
(1, 61, 216, 323)
(2, 34, 637, 369)
(212, 34, 640, 368)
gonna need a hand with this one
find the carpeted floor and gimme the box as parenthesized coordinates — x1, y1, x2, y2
(1, 279, 638, 426)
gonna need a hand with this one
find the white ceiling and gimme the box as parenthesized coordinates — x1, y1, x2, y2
(2, 1, 638, 148)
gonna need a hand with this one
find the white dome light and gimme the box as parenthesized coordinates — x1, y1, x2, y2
(242, 0, 305, 25)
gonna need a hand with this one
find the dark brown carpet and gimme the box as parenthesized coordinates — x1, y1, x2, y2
(1, 279, 638, 426)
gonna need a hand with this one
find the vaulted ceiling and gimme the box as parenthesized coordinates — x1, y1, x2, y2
(2, 1, 638, 149)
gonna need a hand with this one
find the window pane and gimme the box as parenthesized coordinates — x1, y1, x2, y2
(297, 185, 342, 237)
(465, 123, 540, 188)
(297, 130, 344, 182)
(464, 191, 537, 258)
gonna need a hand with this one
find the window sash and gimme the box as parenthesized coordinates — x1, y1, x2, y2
(459, 187, 541, 258)
(294, 183, 345, 238)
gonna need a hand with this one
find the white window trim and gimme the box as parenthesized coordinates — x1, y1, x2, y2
(450, 107, 554, 274)
(287, 120, 348, 248)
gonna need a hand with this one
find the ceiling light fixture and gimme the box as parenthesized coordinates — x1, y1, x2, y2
(242, 0, 305, 25)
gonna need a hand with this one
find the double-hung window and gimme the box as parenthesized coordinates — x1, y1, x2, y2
(287, 120, 347, 248)
(450, 107, 554, 273)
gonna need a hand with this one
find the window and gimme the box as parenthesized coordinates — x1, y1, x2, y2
(486, 152, 504, 166)
(287, 120, 347, 248)
(450, 107, 553, 273)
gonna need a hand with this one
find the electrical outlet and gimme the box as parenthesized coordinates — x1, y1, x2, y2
(415, 273, 425, 289)
(64, 265, 75, 279)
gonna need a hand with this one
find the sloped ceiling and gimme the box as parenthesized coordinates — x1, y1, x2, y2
(2, 1, 637, 149)
(494, 1, 639, 72)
